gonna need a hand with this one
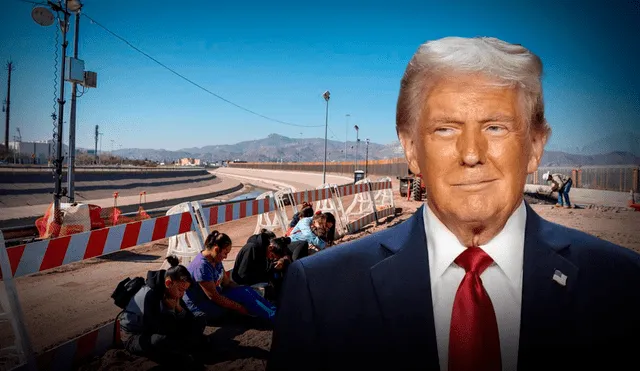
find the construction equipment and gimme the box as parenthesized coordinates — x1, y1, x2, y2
(398, 169, 425, 201)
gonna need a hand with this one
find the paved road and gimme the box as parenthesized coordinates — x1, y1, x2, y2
(213, 167, 353, 192)
(0, 177, 243, 225)
(219, 168, 636, 208)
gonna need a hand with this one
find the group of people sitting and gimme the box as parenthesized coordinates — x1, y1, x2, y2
(115, 202, 335, 369)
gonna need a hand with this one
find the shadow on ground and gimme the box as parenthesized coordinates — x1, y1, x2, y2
(78, 315, 273, 371)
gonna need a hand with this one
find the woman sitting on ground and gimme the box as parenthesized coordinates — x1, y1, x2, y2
(323, 212, 336, 246)
(289, 212, 327, 252)
(182, 230, 277, 324)
(118, 255, 208, 370)
(286, 203, 314, 236)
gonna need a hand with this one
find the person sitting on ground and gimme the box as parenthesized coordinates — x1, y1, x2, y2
(544, 171, 573, 208)
(232, 231, 309, 301)
(232, 230, 288, 287)
(118, 255, 208, 370)
(289, 212, 327, 252)
(286, 203, 314, 236)
(322, 212, 336, 246)
(182, 230, 277, 324)
(286, 238, 310, 261)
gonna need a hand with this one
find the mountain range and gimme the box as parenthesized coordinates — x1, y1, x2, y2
(110, 131, 640, 167)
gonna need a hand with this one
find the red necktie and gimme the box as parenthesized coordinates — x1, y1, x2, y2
(448, 247, 501, 371)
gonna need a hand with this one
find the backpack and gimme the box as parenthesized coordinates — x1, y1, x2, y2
(111, 276, 146, 309)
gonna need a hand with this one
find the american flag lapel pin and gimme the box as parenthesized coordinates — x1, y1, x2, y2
(552, 269, 567, 286)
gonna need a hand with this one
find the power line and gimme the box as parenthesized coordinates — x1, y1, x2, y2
(81, 13, 324, 128)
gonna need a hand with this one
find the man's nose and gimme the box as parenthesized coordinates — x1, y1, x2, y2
(456, 126, 487, 166)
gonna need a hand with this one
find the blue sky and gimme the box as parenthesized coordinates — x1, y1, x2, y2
(1, 0, 639, 152)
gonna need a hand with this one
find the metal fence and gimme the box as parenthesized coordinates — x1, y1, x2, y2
(229, 158, 410, 178)
(229, 159, 639, 193)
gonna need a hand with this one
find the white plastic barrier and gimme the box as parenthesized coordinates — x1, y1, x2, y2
(344, 179, 376, 222)
(160, 202, 205, 269)
(254, 191, 288, 234)
(274, 188, 297, 229)
(314, 184, 348, 237)
(0, 232, 37, 371)
(0, 179, 392, 370)
(374, 177, 395, 210)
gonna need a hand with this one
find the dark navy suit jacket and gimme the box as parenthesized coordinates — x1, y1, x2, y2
(268, 203, 640, 371)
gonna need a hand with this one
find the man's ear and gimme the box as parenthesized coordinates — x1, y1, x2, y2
(165, 278, 172, 288)
(526, 127, 548, 174)
(398, 128, 421, 174)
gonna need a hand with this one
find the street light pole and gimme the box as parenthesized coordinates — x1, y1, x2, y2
(322, 91, 330, 185)
(354, 125, 359, 171)
(67, 4, 81, 202)
(365, 138, 370, 178)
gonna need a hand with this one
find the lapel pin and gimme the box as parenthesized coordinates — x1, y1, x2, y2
(552, 269, 567, 286)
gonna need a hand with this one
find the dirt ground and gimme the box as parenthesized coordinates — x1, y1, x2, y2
(3, 190, 640, 371)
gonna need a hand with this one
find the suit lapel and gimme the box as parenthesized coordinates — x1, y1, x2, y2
(518, 203, 579, 368)
(370, 206, 440, 369)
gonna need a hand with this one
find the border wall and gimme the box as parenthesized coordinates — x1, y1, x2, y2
(228, 159, 640, 193)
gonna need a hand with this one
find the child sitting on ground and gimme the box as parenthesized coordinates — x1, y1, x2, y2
(290, 212, 328, 252)
(117, 255, 208, 370)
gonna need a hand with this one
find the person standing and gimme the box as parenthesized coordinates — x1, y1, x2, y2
(544, 171, 573, 208)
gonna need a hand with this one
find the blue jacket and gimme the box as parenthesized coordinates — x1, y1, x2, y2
(289, 217, 326, 250)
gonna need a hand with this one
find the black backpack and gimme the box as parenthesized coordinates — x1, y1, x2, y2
(111, 276, 146, 309)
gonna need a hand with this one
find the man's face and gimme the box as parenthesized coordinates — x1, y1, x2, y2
(400, 74, 546, 228)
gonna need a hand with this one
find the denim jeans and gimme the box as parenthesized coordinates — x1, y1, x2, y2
(558, 178, 572, 206)
(192, 286, 277, 323)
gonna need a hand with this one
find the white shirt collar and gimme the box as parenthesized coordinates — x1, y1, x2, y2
(423, 201, 527, 289)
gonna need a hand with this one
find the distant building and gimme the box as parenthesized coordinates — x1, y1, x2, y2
(179, 157, 201, 166)
(9, 140, 68, 164)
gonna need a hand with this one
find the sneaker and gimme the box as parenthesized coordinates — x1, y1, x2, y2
(555, 204, 563, 208)
(564, 205, 572, 209)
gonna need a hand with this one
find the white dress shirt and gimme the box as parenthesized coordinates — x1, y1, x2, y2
(423, 201, 526, 371)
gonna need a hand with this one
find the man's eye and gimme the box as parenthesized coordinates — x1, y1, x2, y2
(434, 127, 455, 135)
(486, 125, 507, 133)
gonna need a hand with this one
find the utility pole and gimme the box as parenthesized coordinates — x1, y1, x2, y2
(67, 5, 81, 202)
(53, 5, 71, 222)
(4, 61, 12, 153)
(94, 125, 98, 164)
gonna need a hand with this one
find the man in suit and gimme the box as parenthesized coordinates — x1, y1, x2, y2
(268, 37, 640, 371)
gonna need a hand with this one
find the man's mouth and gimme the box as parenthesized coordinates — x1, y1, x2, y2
(452, 179, 497, 187)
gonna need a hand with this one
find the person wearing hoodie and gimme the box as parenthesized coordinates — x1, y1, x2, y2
(232, 233, 305, 302)
(118, 255, 208, 369)
(231, 229, 279, 286)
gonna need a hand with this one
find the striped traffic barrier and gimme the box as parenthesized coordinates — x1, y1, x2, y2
(1, 180, 394, 370)
(346, 206, 396, 234)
